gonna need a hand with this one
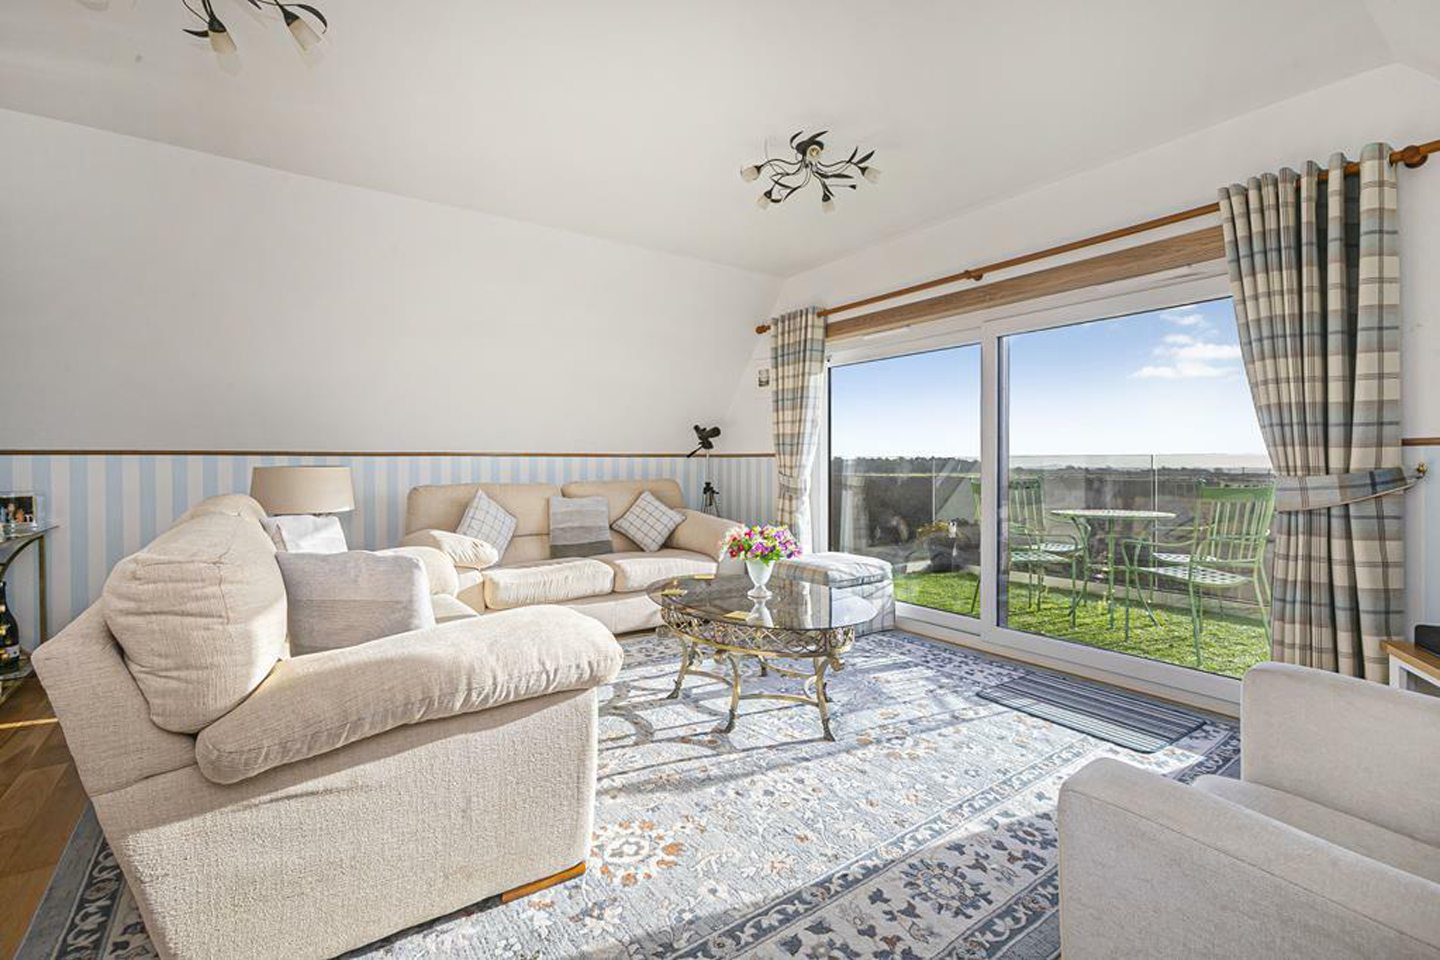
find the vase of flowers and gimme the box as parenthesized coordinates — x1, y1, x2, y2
(724, 524, 800, 600)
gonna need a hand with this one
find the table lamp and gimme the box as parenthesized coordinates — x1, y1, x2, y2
(249, 466, 355, 516)
(249, 466, 355, 553)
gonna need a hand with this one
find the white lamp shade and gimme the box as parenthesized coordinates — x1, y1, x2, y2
(209, 27, 236, 55)
(288, 15, 321, 50)
(250, 466, 354, 515)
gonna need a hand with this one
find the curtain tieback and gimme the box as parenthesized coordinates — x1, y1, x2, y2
(1274, 464, 1427, 512)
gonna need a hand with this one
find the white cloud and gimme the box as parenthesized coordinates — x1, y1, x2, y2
(1133, 362, 1232, 379)
(1161, 310, 1209, 328)
(1173, 342, 1241, 362)
(1132, 333, 1243, 379)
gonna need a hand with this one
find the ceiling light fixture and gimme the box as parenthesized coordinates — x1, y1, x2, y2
(741, 130, 880, 212)
(183, 0, 328, 55)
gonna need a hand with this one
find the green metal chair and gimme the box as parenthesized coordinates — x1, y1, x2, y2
(969, 477, 1081, 619)
(1121, 483, 1275, 667)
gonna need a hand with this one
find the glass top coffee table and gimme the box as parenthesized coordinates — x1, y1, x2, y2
(646, 574, 876, 740)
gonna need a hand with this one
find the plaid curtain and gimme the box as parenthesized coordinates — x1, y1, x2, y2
(1218, 143, 1405, 681)
(770, 308, 826, 549)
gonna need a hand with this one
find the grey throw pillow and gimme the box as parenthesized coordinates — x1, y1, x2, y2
(613, 490, 685, 552)
(456, 490, 517, 557)
(276, 551, 435, 656)
(548, 495, 611, 558)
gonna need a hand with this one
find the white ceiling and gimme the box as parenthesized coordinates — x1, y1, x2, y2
(0, 1, 1428, 275)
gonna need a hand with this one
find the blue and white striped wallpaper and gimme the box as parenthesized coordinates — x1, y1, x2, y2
(0, 452, 776, 644)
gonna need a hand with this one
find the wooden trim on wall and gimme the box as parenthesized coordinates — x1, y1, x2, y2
(1402, 437, 1440, 447)
(827, 226, 1226, 341)
(0, 449, 778, 458)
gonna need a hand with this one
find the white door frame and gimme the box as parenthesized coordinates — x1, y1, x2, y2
(817, 265, 1248, 714)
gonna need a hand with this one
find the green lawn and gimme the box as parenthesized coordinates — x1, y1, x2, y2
(894, 571, 1270, 679)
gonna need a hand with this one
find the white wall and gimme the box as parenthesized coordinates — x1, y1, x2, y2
(0, 108, 783, 454)
(732, 63, 1440, 624)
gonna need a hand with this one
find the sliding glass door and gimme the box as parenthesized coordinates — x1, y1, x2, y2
(999, 298, 1273, 678)
(825, 288, 1276, 693)
(829, 344, 981, 620)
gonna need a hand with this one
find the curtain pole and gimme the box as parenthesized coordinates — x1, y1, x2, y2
(754, 138, 1439, 335)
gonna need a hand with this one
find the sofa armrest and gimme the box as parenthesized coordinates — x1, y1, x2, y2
(668, 509, 740, 560)
(375, 545, 458, 596)
(1242, 662, 1440, 846)
(31, 605, 198, 797)
(195, 606, 622, 784)
(1058, 758, 1440, 959)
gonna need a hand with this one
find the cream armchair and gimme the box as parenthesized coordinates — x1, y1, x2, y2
(1058, 663, 1440, 960)
(33, 495, 624, 960)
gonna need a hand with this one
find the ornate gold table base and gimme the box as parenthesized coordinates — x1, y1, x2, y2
(660, 609, 854, 741)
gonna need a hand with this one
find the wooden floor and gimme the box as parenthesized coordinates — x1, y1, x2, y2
(0, 678, 87, 960)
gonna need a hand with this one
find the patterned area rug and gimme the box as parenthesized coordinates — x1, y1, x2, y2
(22, 631, 1239, 960)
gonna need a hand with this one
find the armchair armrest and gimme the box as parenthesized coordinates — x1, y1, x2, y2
(1242, 662, 1440, 846)
(195, 606, 622, 784)
(1059, 758, 1440, 959)
(669, 509, 740, 560)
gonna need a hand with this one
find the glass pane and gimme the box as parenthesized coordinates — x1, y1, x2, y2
(829, 345, 981, 618)
(999, 298, 1274, 677)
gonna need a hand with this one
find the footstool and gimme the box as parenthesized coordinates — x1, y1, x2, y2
(773, 552, 895, 636)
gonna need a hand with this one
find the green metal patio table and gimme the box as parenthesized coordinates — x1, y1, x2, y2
(1050, 508, 1174, 628)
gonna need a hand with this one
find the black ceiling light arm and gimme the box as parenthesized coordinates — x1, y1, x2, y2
(741, 130, 880, 212)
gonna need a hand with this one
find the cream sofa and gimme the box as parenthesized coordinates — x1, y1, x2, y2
(32, 494, 623, 960)
(1058, 662, 1440, 959)
(404, 478, 740, 634)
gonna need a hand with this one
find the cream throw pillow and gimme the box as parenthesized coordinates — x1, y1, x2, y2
(276, 551, 435, 656)
(400, 529, 501, 571)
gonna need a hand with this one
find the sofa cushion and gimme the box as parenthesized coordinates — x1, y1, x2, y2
(483, 558, 615, 609)
(406, 483, 560, 539)
(195, 606, 624, 783)
(400, 529, 500, 571)
(560, 479, 685, 520)
(613, 491, 686, 552)
(548, 496, 612, 558)
(431, 593, 479, 623)
(561, 479, 686, 552)
(595, 549, 717, 592)
(176, 493, 268, 525)
(277, 551, 436, 656)
(1194, 775, 1440, 884)
(103, 511, 287, 734)
(457, 490, 518, 556)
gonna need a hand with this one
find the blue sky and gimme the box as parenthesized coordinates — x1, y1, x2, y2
(829, 298, 1269, 460)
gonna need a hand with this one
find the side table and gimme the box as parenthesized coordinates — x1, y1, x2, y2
(0, 521, 58, 708)
(1383, 640, 1440, 695)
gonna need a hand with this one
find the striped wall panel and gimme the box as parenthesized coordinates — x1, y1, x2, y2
(0, 453, 776, 643)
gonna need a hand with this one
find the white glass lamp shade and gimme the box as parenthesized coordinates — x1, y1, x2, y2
(287, 14, 321, 50)
(209, 25, 237, 54)
(250, 466, 355, 515)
